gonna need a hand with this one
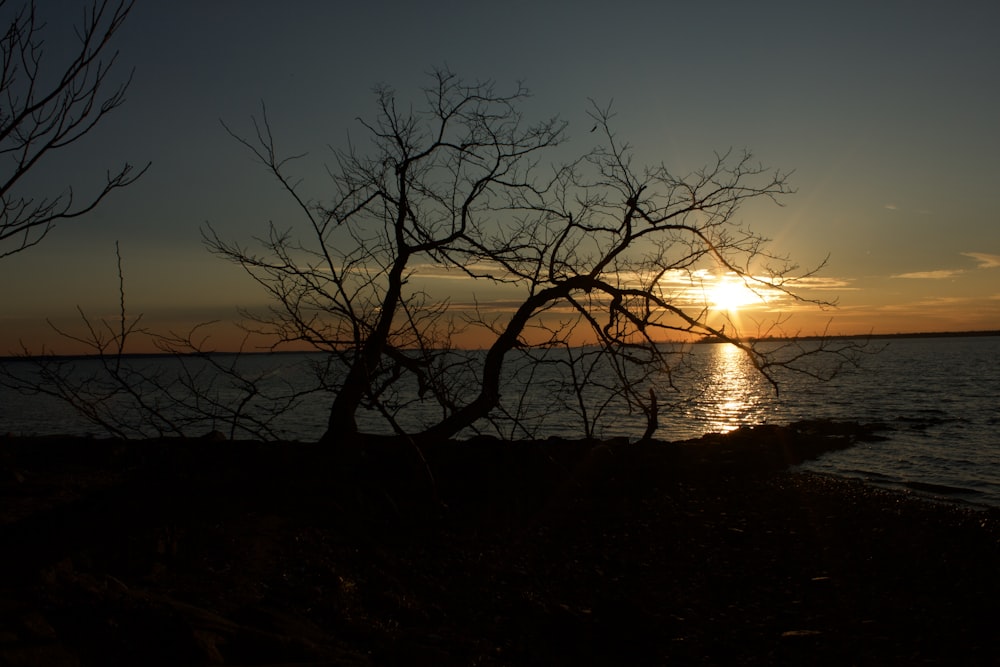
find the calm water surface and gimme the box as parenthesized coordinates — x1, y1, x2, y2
(2, 336, 998, 506)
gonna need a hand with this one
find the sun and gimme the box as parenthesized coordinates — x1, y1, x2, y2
(707, 276, 761, 312)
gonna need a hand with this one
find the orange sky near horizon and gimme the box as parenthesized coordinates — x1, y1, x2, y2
(5, 262, 998, 356)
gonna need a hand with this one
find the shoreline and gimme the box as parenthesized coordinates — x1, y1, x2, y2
(4, 419, 997, 511)
(2, 424, 999, 664)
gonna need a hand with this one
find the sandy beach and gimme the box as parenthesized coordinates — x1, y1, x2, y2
(1, 422, 998, 665)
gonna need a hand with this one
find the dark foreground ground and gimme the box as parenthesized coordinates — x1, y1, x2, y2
(1, 421, 998, 666)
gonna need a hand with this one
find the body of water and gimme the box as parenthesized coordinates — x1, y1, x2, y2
(2, 336, 998, 506)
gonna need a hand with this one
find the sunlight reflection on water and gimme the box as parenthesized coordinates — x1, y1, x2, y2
(2, 337, 999, 505)
(664, 342, 772, 440)
(700, 342, 766, 434)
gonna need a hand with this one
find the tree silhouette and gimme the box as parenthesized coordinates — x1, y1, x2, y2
(0, 0, 147, 259)
(207, 69, 857, 446)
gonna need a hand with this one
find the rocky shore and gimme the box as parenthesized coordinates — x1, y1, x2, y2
(1, 421, 998, 665)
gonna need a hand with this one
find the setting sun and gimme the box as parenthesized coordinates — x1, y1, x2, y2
(708, 276, 763, 312)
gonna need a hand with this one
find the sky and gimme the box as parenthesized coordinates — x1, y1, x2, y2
(1, 0, 998, 355)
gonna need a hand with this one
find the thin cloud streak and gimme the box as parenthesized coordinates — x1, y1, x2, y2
(962, 252, 1000, 269)
(889, 251, 1000, 280)
(893, 269, 963, 280)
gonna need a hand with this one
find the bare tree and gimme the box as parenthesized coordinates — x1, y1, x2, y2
(207, 70, 858, 447)
(0, 0, 148, 259)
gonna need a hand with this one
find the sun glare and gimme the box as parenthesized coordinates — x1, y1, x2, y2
(708, 276, 761, 312)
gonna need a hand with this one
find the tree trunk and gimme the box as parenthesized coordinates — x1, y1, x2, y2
(321, 252, 410, 445)
(414, 279, 589, 443)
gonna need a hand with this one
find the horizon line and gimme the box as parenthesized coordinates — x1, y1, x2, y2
(3, 329, 999, 362)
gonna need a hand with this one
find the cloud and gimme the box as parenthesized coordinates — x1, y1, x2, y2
(890, 252, 1000, 280)
(780, 276, 857, 291)
(883, 204, 897, 211)
(962, 252, 1000, 269)
(891, 269, 962, 280)
(875, 296, 972, 312)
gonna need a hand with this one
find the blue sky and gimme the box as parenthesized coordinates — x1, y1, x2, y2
(1, 0, 998, 353)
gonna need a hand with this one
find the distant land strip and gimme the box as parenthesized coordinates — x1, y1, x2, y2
(2, 330, 999, 362)
(735, 329, 1000, 344)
